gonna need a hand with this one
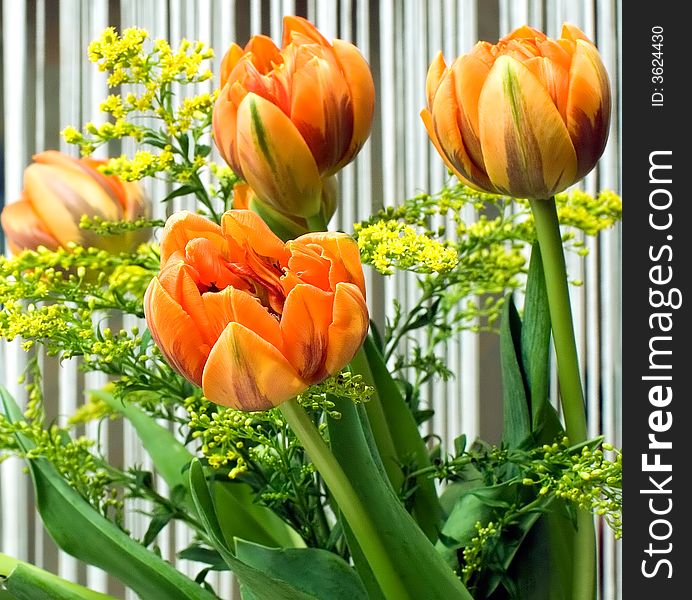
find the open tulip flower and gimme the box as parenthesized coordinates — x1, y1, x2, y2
(144, 209, 369, 411)
(1, 151, 150, 254)
(212, 15, 375, 221)
(421, 24, 610, 200)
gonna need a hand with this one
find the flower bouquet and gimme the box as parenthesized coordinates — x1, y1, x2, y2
(0, 15, 621, 600)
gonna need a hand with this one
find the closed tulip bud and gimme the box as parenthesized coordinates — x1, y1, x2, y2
(212, 16, 375, 220)
(1, 151, 150, 254)
(421, 24, 611, 199)
(144, 209, 369, 411)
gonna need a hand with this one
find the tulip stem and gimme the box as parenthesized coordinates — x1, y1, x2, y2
(529, 197, 595, 600)
(529, 198, 587, 442)
(280, 399, 411, 600)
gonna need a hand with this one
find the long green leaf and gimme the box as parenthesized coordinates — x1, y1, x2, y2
(213, 481, 304, 550)
(360, 336, 442, 539)
(97, 389, 302, 549)
(1, 560, 116, 600)
(96, 390, 192, 490)
(510, 245, 573, 598)
(327, 396, 473, 600)
(235, 540, 367, 600)
(521, 244, 563, 443)
(1, 387, 216, 600)
(188, 459, 326, 600)
(500, 296, 531, 448)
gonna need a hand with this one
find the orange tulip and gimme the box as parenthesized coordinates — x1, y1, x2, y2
(421, 24, 610, 199)
(144, 209, 369, 410)
(1, 151, 150, 254)
(212, 16, 375, 220)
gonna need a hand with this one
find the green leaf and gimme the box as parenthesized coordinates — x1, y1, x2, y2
(500, 296, 531, 448)
(163, 184, 198, 203)
(143, 511, 174, 547)
(196, 144, 212, 158)
(95, 390, 192, 491)
(437, 482, 519, 552)
(214, 480, 304, 550)
(327, 396, 473, 600)
(235, 540, 367, 600)
(177, 546, 226, 568)
(500, 506, 575, 600)
(521, 244, 563, 444)
(360, 336, 443, 538)
(2, 562, 115, 600)
(187, 460, 322, 600)
(97, 389, 301, 550)
(0, 388, 217, 600)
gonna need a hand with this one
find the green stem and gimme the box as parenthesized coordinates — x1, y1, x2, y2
(279, 399, 411, 600)
(529, 198, 587, 442)
(529, 197, 595, 600)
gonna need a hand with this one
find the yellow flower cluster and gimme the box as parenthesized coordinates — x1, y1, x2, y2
(556, 189, 623, 236)
(526, 440, 623, 539)
(88, 27, 213, 87)
(186, 372, 373, 479)
(355, 220, 459, 275)
(100, 149, 174, 181)
(461, 521, 500, 583)
(167, 91, 217, 137)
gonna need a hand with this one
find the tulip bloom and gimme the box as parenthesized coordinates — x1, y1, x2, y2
(1, 151, 150, 254)
(144, 209, 369, 410)
(212, 16, 375, 220)
(421, 24, 610, 199)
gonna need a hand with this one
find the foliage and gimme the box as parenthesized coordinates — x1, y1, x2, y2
(0, 24, 622, 600)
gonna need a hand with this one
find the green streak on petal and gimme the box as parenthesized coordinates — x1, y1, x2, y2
(249, 97, 276, 172)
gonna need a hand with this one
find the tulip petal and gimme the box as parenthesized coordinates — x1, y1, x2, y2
(430, 68, 496, 191)
(160, 210, 226, 264)
(156, 261, 219, 348)
(244, 35, 282, 74)
(144, 277, 210, 385)
(280, 284, 333, 381)
(220, 43, 245, 89)
(478, 55, 578, 198)
(523, 56, 570, 121)
(23, 164, 112, 247)
(231, 182, 252, 210)
(289, 50, 353, 173)
(236, 93, 322, 217)
(324, 282, 369, 375)
(502, 25, 546, 42)
(212, 84, 244, 177)
(566, 39, 611, 179)
(0, 199, 60, 252)
(283, 241, 332, 293)
(420, 108, 477, 189)
(425, 52, 447, 109)
(331, 39, 376, 172)
(221, 210, 288, 262)
(202, 322, 306, 410)
(291, 232, 366, 296)
(561, 23, 592, 44)
(451, 54, 492, 170)
(202, 286, 284, 352)
(282, 15, 330, 48)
